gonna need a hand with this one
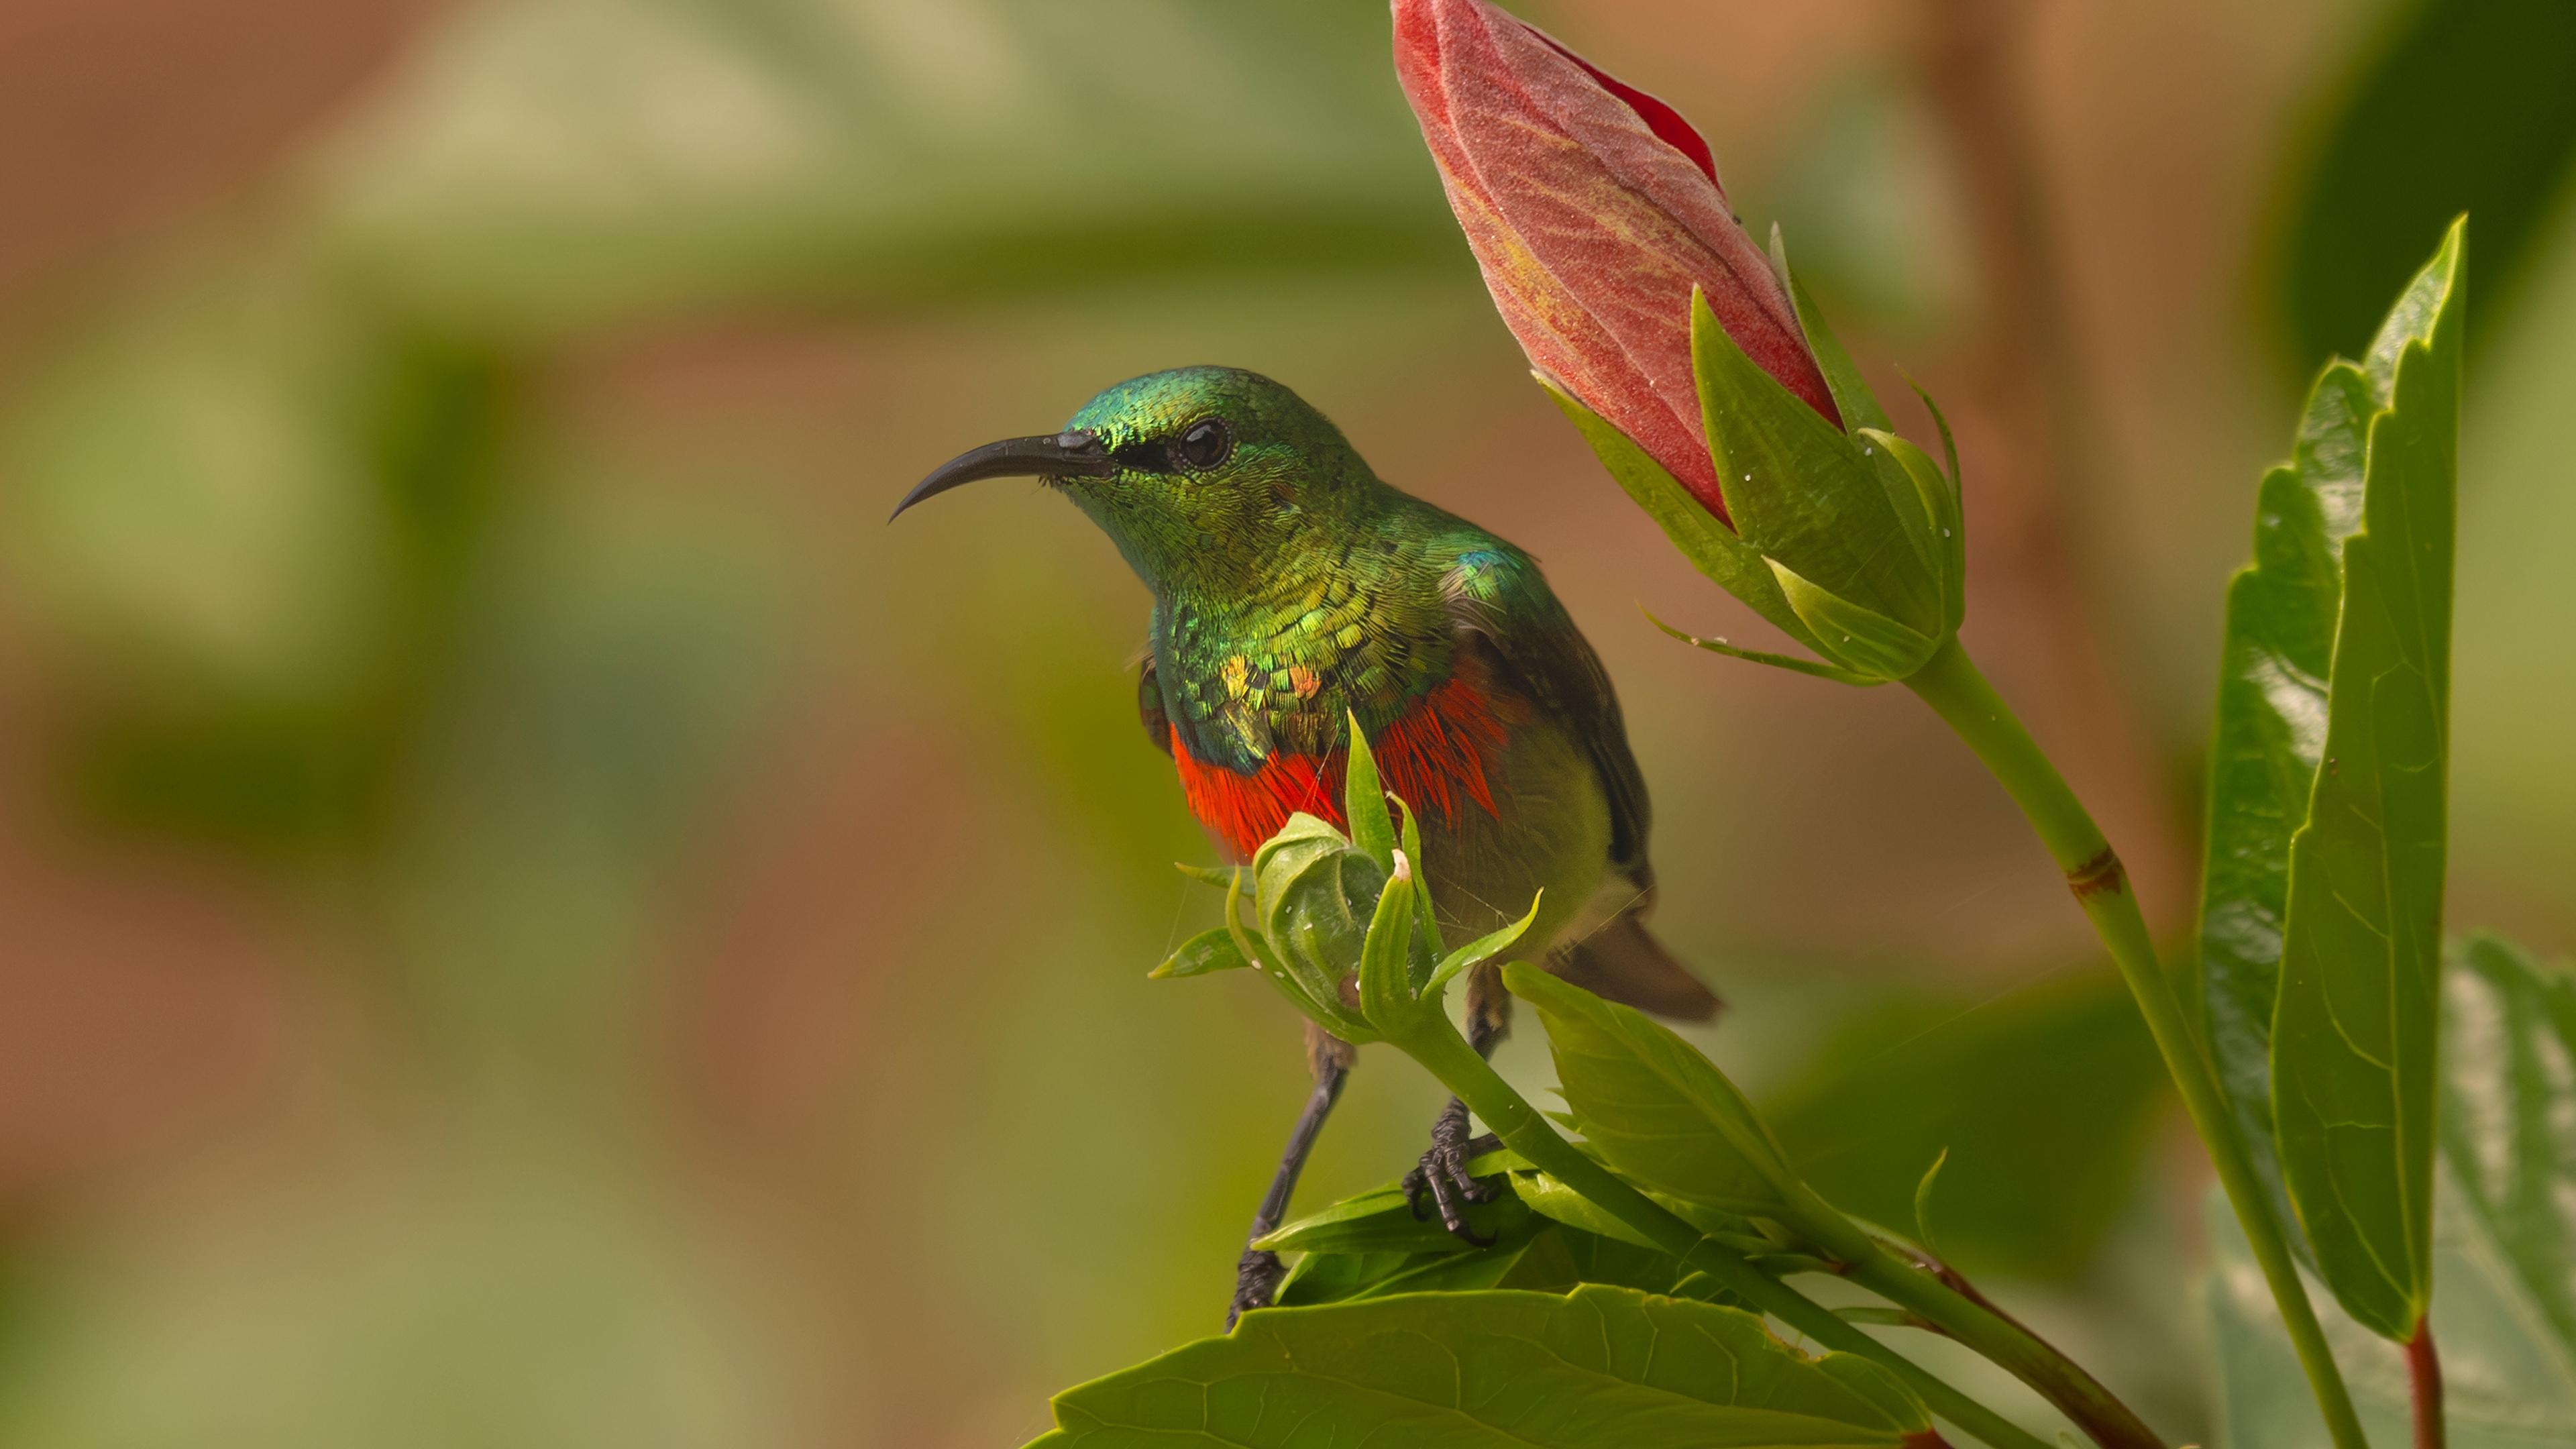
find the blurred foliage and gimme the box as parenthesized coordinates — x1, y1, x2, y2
(2275, 0, 2576, 370)
(317, 0, 1462, 343)
(2204, 938, 2576, 1448)
(1761, 969, 2165, 1282)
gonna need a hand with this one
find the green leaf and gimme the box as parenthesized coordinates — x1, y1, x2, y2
(2274, 0, 2576, 372)
(1028, 1285, 1935, 1449)
(2441, 936, 2576, 1359)
(1534, 378, 1831, 660)
(2198, 354, 2375, 1270)
(1174, 862, 1238, 890)
(1510, 1171, 1663, 1251)
(1502, 963, 1804, 1229)
(1761, 969, 2167, 1280)
(1148, 927, 1251, 979)
(2204, 937, 2576, 1447)
(2273, 217, 2463, 1343)
(321, 0, 1459, 343)
(1257, 1183, 1529, 1257)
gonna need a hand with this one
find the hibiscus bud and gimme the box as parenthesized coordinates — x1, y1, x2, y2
(1392, 0, 1839, 521)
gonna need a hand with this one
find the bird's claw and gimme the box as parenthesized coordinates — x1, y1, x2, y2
(1403, 1099, 1503, 1244)
(1228, 1247, 1286, 1329)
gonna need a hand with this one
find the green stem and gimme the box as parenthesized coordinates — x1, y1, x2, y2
(1904, 637, 2367, 1449)
(1396, 1020, 2053, 1449)
(1835, 1238, 2158, 1449)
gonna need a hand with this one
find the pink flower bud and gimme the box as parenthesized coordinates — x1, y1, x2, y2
(1393, 0, 1840, 523)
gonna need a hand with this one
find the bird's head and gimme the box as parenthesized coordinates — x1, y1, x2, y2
(892, 366, 1373, 594)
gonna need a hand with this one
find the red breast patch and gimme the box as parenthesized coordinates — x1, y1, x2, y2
(1171, 676, 1509, 861)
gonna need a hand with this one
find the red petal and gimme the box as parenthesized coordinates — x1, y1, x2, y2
(1517, 24, 1718, 185)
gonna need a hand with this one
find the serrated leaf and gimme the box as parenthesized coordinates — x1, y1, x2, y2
(1149, 926, 1252, 979)
(1503, 963, 1805, 1226)
(2273, 217, 2463, 1342)
(2198, 353, 2375, 1271)
(1028, 1285, 1936, 1449)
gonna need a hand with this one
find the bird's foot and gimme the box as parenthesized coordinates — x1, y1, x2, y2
(1401, 1097, 1505, 1244)
(1227, 1248, 1286, 1329)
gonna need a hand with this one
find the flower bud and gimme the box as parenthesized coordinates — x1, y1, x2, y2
(1393, 0, 1838, 520)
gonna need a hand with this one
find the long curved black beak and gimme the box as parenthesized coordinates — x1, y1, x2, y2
(891, 431, 1116, 521)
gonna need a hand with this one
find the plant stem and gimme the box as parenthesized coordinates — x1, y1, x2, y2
(1834, 1237, 2159, 1449)
(2409, 1322, 2445, 1449)
(1397, 1019, 2053, 1449)
(1903, 637, 2368, 1449)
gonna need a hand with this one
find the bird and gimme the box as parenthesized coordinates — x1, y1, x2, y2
(894, 366, 1718, 1324)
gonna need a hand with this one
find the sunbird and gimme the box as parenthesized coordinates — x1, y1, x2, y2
(896, 366, 1717, 1322)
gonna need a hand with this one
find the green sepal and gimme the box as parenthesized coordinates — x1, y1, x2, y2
(1640, 606, 1884, 687)
(1765, 555, 1943, 681)
(1250, 810, 1381, 1042)
(1148, 926, 1252, 979)
(1772, 224, 1896, 435)
(1691, 288, 1945, 645)
(1424, 890, 1542, 996)
(1535, 376, 1830, 657)
(1860, 428, 1964, 633)
(1393, 794, 1444, 989)
(1172, 861, 1237, 890)
(1903, 376, 1968, 627)
(1340, 709, 1395, 873)
(1357, 848, 1428, 1033)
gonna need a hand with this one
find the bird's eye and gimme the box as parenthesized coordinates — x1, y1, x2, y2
(1173, 417, 1232, 472)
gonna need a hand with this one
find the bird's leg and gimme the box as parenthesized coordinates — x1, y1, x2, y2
(1401, 959, 1510, 1242)
(1227, 1021, 1356, 1329)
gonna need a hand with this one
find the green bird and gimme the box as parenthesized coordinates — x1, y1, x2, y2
(896, 366, 1717, 1322)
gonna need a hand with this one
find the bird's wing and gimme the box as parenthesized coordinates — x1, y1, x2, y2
(1136, 651, 1173, 758)
(1442, 558, 1652, 894)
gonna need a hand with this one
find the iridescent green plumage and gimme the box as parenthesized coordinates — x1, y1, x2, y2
(899, 365, 1714, 1322)
(1054, 367, 1707, 1019)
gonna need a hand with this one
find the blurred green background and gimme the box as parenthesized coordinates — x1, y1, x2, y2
(0, 0, 2570, 1445)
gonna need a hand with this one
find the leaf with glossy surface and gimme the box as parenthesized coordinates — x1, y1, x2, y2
(2198, 353, 2373, 1268)
(2273, 219, 2463, 1342)
(1503, 963, 1799, 1227)
(1028, 1285, 1939, 1448)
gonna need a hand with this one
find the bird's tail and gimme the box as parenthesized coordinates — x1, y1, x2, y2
(1548, 909, 1721, 1022)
